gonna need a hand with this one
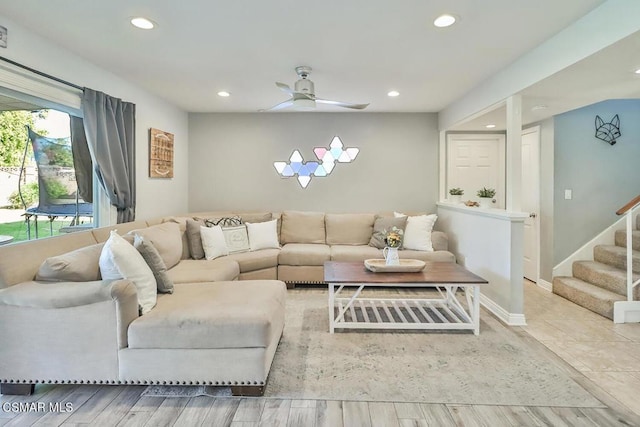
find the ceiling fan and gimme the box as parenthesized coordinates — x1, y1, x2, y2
(262, 66, 369, 111)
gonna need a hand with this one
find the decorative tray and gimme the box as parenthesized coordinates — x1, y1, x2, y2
(364, 259, 426, 273)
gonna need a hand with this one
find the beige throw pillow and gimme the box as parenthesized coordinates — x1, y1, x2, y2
(369, 216, 408, 249)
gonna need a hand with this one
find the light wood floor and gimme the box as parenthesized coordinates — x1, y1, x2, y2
(2, 281, 640, 426)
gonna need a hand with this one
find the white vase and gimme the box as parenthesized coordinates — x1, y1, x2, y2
(478, 197, 493, 208)
(449, 194, 462, 204)
(383, 246, 400, 266)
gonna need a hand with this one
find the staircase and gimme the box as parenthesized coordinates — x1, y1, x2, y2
(553, 215, 640, 320)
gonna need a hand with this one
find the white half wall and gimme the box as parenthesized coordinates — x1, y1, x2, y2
(437, 202, 528, 325)
(188, 113, 439, 213)
(0, 14, 189, 221)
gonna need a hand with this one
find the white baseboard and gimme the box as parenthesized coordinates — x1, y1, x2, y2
(480, 293, 527, 326)
(537, 279, 552, 292)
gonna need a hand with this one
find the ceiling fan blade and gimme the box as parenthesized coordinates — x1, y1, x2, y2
(261, 98, 294, 112)
(315, 98, 369, 110)
(275, 82, 294, 94)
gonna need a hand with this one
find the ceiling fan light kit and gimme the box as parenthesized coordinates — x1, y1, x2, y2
(264, 66, 369, 112)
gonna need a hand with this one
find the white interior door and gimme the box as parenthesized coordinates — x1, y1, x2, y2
(521, 126, 540, 282)
(447, 134, 506, 208)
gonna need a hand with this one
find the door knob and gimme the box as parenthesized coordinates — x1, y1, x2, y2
(529, 213, 537, 218)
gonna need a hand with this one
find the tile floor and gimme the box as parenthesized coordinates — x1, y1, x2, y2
(523, 280, 640, 416)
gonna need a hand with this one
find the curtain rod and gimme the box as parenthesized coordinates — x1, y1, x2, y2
(0, 55, 83, 91)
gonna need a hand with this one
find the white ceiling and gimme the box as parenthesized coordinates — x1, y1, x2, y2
(452, 31, 640, 131)
(0, 0, 606, 113)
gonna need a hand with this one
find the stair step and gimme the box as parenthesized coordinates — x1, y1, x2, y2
(614, 229, 640, 251)
(573, 261, 640, 298)
(553, 276, 625, 320)
(593, 245, 640, 273)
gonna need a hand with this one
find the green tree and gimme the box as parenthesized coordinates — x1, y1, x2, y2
(0, 110, 47, 166)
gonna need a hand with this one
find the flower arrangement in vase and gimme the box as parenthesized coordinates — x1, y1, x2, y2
(383, 226, 403, 265)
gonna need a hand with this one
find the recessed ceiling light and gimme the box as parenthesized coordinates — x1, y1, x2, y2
(217, 91, 230, 97)
(434, 14, 457, 28)
(130, 17, 155, 30)
(387, 90, 400, 97)
(485, 124, 496, 129)
(532, 104, 548, 111)
(635, 68, 640, 74)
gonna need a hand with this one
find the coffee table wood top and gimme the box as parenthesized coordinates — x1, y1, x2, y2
(324, 261, 488, 285)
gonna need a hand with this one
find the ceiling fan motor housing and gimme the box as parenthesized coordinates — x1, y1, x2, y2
(294, 78, 314, 95)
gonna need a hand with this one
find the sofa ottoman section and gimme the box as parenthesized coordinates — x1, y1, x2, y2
(120, 280, 286, 395)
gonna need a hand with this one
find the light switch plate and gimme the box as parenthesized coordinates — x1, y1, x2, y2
(0, 26, 7, 48)
(565, 189, 572, 200)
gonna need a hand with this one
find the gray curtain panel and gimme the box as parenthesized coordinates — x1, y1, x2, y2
(81, 88, 136, 223)
(69, 115, 93, 203)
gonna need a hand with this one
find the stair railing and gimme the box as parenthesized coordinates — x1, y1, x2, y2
(616, 195, 640, 301)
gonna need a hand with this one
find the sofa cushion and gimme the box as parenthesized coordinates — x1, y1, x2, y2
(369, 216, 408, 249)
(127, 280, 286, 349)
(91, 220, 149, 243)
(236, 212, 272, 224)
(161, 216, 193, 260)
(280, 211, 325, 244)
(279, 243, 330, 266)
(128, 222, 183, 269)
(325, 213, 375, 246)
(167, 259, 239, 284)
(330, 245, 382, 263)
(431, 231, 449, 252)
(226, 249, 280, 273)
(35, 242, 104, 282)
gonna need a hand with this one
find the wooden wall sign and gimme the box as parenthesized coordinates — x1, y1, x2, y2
(149, 128, 174, 178)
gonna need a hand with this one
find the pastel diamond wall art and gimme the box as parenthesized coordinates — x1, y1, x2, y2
(273, 136, 359, 188)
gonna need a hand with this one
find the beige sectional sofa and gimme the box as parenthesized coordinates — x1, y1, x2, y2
(0, 210, 453, 396)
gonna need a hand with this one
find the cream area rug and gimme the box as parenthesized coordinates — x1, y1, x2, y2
(145, 288, 602, 407)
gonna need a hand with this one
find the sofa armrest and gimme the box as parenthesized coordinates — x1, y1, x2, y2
(431, 231, 449, 251)
(0, 279, 137, 309)
(0, 279, 139, 384)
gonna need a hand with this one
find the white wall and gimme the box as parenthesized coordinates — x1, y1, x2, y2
(188, 113, 438, 213)
(0, 15, 189, 221)
(436, 203, 527, 325)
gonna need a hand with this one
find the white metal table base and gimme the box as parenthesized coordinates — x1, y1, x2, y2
(328, 283, 481, 335)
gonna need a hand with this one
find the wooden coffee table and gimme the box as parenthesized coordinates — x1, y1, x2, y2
(324, 261, 488, 335)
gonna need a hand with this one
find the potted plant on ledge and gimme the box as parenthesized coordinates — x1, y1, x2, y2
(449, 187, 464, 204)
(477, 187, 496, 208)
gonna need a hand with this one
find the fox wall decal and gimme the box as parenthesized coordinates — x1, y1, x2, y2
(594, 114, 621, 145)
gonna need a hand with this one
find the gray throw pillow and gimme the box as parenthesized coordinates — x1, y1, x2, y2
(369, 216, 408, 249)
(134, 234, 174, 294)
(186, 218, 206, 259)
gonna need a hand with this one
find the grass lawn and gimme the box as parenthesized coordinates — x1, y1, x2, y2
(0, 219, 68, 243)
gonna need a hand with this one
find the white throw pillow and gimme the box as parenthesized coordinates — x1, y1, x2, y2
(222, 225, 250, 254)
(99, 230, 157, 314)
(200, 225, 229, 260)
(394, 212, 438, 252)
(246, 219, 280, 251)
